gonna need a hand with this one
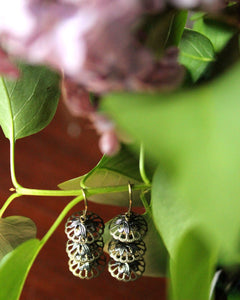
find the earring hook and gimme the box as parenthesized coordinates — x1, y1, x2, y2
(81, 188, 88, 221)
(126, 182, 133, 219)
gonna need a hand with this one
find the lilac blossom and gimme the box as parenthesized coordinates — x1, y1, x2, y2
(0, 0, 223, 155)
(0, 0, 184, 92)
(61, 77, 121, 156)
(0, 48, 19, 78)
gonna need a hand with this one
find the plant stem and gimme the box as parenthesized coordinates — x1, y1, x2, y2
(0, 193, 21, 217)
(16, 183, 150, 197)
(40, 195, 83, 245)
(10, 139, 22, 189)
(139, 143, 151, 185)
(40, 182, 151, 246)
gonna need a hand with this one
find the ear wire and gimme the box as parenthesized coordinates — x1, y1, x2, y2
(81, 188, 88, 222)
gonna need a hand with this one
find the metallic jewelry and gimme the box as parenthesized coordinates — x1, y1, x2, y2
(65, 189, 106, 279)
(108, 182, 148, 281)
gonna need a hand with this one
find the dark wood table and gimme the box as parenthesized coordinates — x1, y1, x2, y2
(0, 101, 166, 300)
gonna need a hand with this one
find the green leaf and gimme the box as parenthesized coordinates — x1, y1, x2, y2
(152, 167, 216, 299)
(59, 146, 146, 206)
(103, 211, 169, 277)
(193, 18, 236, 53)
(143, 10, 178, 57)
(170, 229, 216, 300)
(102, 61, 240, 265)
(179, 28, 215, 81)
(151, 168, 194, 257)
(0, 216, 37, 260)
(0, 239, 41, 300)
(0, 63, 60, 141)
(166, 10, 188, 47)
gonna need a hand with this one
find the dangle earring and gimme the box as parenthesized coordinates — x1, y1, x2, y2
(108, 183, 148, 282)
(65, 189, 106, 279)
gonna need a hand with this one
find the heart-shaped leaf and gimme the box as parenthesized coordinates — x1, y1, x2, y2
(169, 229, 216, 300)
(0, 238, 41, 300)
(152, 167, 217, 299)
(0, 216, 37, 260)
(193, 18, 236, 53)
(102, 62, 240, 265)
(59, 146, 146, 206)
(0, 63, 60, 141)
(179, 28, 215, 81)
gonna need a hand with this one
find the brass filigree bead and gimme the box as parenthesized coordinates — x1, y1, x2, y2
(65, 211, 104, 244)
(108, 259, 145, 282)
(108, 239, 146, 263)
(68, 254, 106, 279)
(109, 213, 147, 242)
(66, 239, 104, 263)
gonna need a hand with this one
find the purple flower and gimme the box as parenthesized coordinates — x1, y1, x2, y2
(0, 0, 184, 92)
(0, 48, 19, 78)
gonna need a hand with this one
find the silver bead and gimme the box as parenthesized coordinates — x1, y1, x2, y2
(109, 213, 147, 242)
(65, 211, 104, 244)
(108, 259, 145, 282)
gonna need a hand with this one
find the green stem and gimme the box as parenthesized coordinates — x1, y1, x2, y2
(16, 183, 150, 197)
(1, 77, 22, 190)
(40, 195, 83, 245)
(0, 193, 21, 217)
(40, 183, 151, 246)
(139, 143, 151, 185)
(10, 139, 22, 189)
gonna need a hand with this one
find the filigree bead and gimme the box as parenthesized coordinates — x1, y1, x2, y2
(68, 254, 106, 279)
(65, 211, 104, 244)
(66, 239, 104, 263)
(108, 259, 145, 282)
(108, 239, 146, 263)
(109, 213, 147, 242)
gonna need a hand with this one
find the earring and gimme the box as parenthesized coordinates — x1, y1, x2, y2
(108, 183, 148, 282)
(65, 189, 106, 279)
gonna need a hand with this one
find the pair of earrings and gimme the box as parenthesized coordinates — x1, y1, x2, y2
(65, 183, 148, 281)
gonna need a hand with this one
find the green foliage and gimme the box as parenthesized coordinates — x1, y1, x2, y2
(166, 10, 188, 47)
(0, 5, 240, 300)
(152, 167, 216, 299)
(0, 239, 41, 300)
(59, 146, 148, 206)
(143, 9, 187, 57)
(179, 28, 215, 81)
(193, 17, 236, 53)
(102, 62, 240, 267)
(169, 229, 216, 300)
(0, 63, 60, 141)
(0, 216, 36, 260)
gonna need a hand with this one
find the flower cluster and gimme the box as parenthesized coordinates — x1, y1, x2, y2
(0, 0, 225, 155)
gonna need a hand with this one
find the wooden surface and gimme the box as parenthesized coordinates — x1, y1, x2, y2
(0, 101, 166, 300)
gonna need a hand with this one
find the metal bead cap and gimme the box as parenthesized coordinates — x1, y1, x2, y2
(108, 259, 145, 282)
(109, 213, 147, 242)
(68, 254, 106, 279)
(65, 211, 104, 244)
(108, 239, 146, 263)
(66, 239, 104, 263)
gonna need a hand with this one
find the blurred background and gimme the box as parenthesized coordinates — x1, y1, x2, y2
(0, 100, 166, 300)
